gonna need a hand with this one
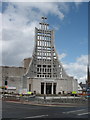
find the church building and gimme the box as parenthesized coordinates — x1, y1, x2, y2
(0, 17, 78, 95)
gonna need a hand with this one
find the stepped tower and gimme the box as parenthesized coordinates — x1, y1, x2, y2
(25, 17, 67, 79)
(22, 17, 78, 94)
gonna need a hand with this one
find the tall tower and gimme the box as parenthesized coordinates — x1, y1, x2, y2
(22, 17, 78, 95)
(25, 17, 67, 79)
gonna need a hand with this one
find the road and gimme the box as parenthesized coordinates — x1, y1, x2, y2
(2, 101, 89, 119)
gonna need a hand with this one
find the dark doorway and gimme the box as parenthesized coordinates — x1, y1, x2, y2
(29, 84, 31, 91)
(46, 83, 52, 94)
(53, 83, 56, 94)
(41, 83, 44, 94)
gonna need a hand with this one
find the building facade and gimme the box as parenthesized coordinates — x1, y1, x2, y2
(21, 17, 78, 94)
(0, 17, 78, 94)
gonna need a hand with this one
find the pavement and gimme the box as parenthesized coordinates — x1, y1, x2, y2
(1, 101, 89, 119)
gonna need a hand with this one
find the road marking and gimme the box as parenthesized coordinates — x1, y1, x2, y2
(63, 109, 87, 114)
(78, 112, 90, 116)
(25, 115, 48, 118)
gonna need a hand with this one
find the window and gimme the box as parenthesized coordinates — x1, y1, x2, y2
(61, 74, 62, 78)
(5, 81, 8, 85)
(48, 65, 51, 68)
(37, 68, 39, 72)
(37, 65, 41, 67)
(37, 75, 39, 77)
(39, 41, 41, 46)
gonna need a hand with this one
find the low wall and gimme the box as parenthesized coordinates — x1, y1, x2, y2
(2, 95, 88, 105)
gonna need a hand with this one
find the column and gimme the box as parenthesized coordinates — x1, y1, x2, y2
(52, 83, 54, 94)
(44, 82, 46, 94)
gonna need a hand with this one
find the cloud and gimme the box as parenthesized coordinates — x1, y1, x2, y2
(63, 55, 88, 83)
(58, 53, 88, 84)
(77, 55, 88, 65)
(59, 53, 67, 60)
(2, 2, 69, 66)
(14, 2, 65, 20)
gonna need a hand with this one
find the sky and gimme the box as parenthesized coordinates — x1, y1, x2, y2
(0, 0, 89, 83)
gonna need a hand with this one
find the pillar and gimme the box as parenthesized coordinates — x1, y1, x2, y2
(44, 82, 46, 94)
(52, 83, 53, 94)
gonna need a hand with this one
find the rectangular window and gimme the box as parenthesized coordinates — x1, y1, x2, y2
(37, 75, 39, 77)
(43, 65, 46, 67)
(37, 68, 39, 72)
(5, 81, 8, 85)
(37, 65, 41, 67)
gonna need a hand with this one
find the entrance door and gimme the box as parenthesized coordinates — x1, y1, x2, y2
(46, 83, 52, 94)
(53, 83, 56, 94)
(41, 83, 44, 94)
(29, 84, 31, 91)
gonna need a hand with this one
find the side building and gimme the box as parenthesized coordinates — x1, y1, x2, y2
(0, 58, 31, 93)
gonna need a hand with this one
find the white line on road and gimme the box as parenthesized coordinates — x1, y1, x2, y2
(63, 109, 87, 114)
(78, 112, 90, 116)
(25, 115, 48, 118)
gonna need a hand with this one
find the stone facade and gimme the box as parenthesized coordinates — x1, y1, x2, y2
(0, 57, 78, 94)
(26, 78, 78, 95)
(0, 59, 29, 93)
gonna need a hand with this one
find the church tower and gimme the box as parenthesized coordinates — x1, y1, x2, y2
(25, 17, 67, 79)
(22, 17, 78, 94)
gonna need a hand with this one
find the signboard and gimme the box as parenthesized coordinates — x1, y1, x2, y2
(7, 87, 16, 90)
(43, 79, 55, 82)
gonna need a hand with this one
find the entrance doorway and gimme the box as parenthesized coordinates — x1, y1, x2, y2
(29, 84, 31, 91)
(46, 83, 52, 94)
(41, 82, 57, 94)
(41, 83, 44, 94)
(53, 83, 56, 94)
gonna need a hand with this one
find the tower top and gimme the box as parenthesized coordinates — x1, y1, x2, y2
(41, 16, 48, 23)
(42, 17, 47, 20)
(39, 16, 49, 30)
